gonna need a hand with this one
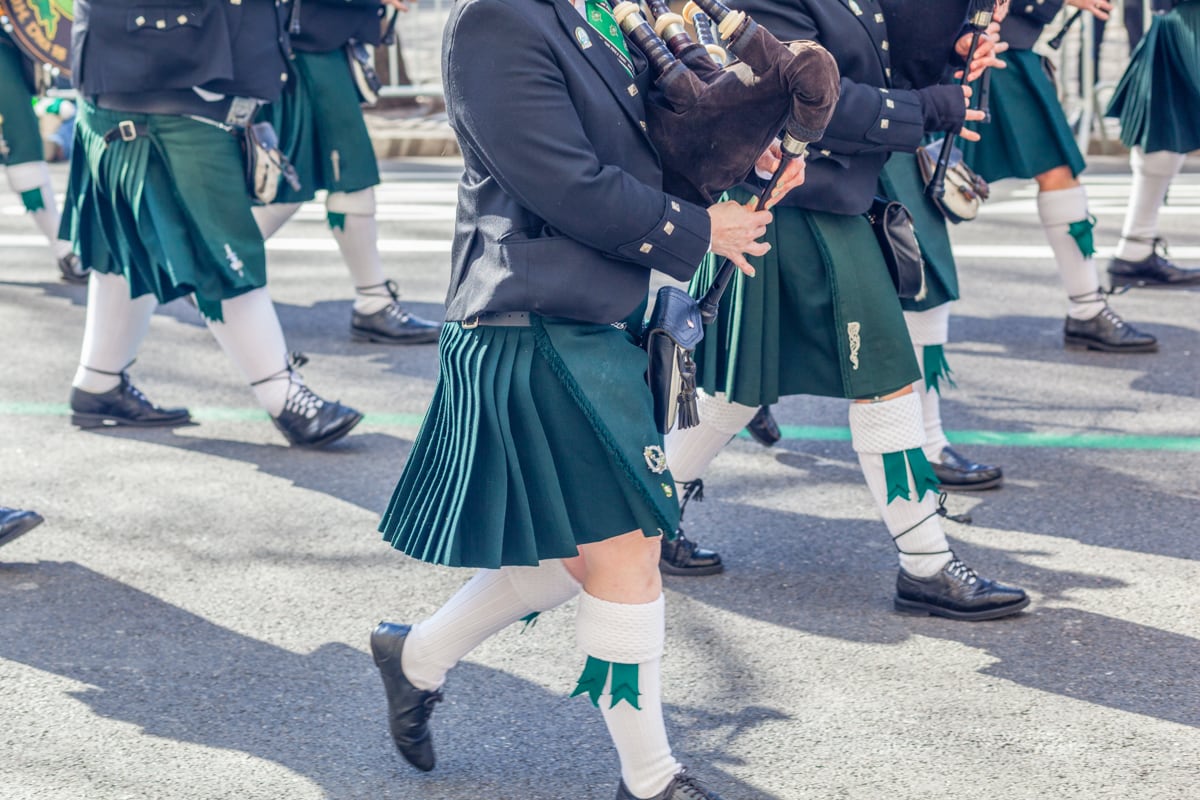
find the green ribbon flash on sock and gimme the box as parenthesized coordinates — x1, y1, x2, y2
(922, 344, 956, 394)
(608, 662, 641, 710)
(882, 451, 911, 503)
(518, 611, 540, 632)
(570, 657, 641, 710)
(1067, 215, 1097, 258)
(327, 211, 346, 231)
(570, 655, 610, 708)
(20, 188, 44, 213)
(905, 448, 941, 501)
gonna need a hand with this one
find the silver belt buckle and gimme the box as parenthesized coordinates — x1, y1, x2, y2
(118, 120, 138, 142)
(461, 315, 481, 330)
(224, 96, 259, 128)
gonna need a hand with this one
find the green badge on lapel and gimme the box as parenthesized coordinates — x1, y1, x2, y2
(575, 26, 593, 49)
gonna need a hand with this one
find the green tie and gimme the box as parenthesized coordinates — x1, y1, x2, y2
(584, 0, 635, 76)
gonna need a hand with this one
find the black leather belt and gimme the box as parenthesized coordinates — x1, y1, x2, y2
(460, 311, 532, 329)
(102, 120, 148, 144)
(95, 91, 235, 124)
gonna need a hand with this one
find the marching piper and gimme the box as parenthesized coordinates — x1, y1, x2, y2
(666, 0, 1030, 621)
(0, 27, 86, 283)
(959, 0, 1160, 351)
(252, 0, 440, 345)
(367, 0, 802, 796)
(1105, 0, 1200, 288)
(61, 0, 363, 448)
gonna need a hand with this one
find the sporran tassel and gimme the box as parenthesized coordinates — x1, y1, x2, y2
(675, 348, 701, 430)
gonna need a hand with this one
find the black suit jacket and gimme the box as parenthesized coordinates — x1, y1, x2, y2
(291, 0, 385, 52)
(732, 0, 962, 214)
(442, 0, 711, 324)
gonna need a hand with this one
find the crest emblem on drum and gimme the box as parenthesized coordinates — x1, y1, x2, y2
(575, 26, 592, 49)
(0, 0, 74, 79)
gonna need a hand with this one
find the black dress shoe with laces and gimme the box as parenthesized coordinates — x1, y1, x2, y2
(616, 768, 725, 800)
(660, 480, 723, 576)
(57, 253, 90, 285)
(895, 554, 1029, 621)
(370, 622, 443, 772)
(0, 507, 43, 549)
(1108, 246, 1200, 289)
(351, 281, 440, 344)
(1063, 306, 1157, 353)
(70, 374, 192, 429)
(931, 446, 1003, 492)
(745, 405, 781, 447)
(271, 385, 363, 448)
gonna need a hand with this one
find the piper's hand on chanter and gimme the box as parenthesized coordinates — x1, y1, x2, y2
(956, 26, 1008, 82)
(992, 0, 1010, 23)
(958, 86, 987, 142)
(754, 141, 807, 210)
(708, 200, 774, 278)
(1067, 0, 1111, 20)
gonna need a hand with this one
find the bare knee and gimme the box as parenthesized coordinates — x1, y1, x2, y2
(577, 530, 663, 603)
(1036, 166, 1079, 193)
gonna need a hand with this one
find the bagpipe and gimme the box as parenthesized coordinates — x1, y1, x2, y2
(611, 0, 841, 433)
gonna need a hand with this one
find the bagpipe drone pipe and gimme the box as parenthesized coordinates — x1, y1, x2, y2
(613, 0, 840, 433)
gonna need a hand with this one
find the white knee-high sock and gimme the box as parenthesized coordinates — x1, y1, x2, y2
(6, 161, 72, 259)
(664, 390, 759, 483)
(251, 202, 303, 240)
(575, 592, 680, 800)
(203, 288, 293, 415)
(903, 305, 952, 461)
(327, 189, 392, 314)
(72, 271, 157, 393)
(1037, 186, 1105, 320)
(1116, 148, 1187, 261)
(849, 394, 952, 577)
(400, 560, 582, 691)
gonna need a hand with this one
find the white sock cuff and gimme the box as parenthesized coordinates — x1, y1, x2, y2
(903, 305, 951, 347)
(1037, 185, 1089, 227)
(6, 161, 51, 192)
(251, 202, 302, 239)
(502, 560, 581, 612)
(848, 394, 925, 454)
(326, 187, 376, 215)
(576, 593, 664, 664)
(696, 390, 759, 435)
(1133, 147, 1186, 178)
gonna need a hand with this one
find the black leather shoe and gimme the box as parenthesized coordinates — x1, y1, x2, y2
(1063, 306, 1157, 353)
(0, 507, 43, 549)
(271, 385, 363, 448)
(660, 480, 723, 576)
(370, 622, 443, 772)
(745, 405, 781, 447)
(1108, 249, 1200, 289)
(895, 554, 1029, 621)
(57, 253, 90, 285)
(931, 446, 1003, 492)
(70, 374, 192, 429)
(351, 281, 440, 344)
(616, 768, 725, 800)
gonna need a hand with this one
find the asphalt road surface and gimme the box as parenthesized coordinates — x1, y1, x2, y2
(1, 156, 1197, 800)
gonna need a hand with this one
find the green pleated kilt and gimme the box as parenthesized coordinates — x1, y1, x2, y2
(0, 39, 42, 166)
(263, 49, 380, 204)
(691, 189, 919, 406)
(959, 49, 1087, 182)
(379, 316, 680, 569)
(1107, 2, 1200, 154)
(61, 102, 266, 322)
(878, 152, 959, 312)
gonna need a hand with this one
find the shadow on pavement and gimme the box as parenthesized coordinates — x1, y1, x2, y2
(0, 562, 786, 800)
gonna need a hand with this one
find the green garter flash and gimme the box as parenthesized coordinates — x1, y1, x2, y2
(20, 188, 44, 213)
(1067, 215, 1097, 258)
(327, 211, 346, 231)
(571, 655, 641, 710)
(882, 448, 941, 503)
(922, 345, 956, 394)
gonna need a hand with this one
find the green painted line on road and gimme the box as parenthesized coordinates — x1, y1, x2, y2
(3, 402, 1196, 452)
